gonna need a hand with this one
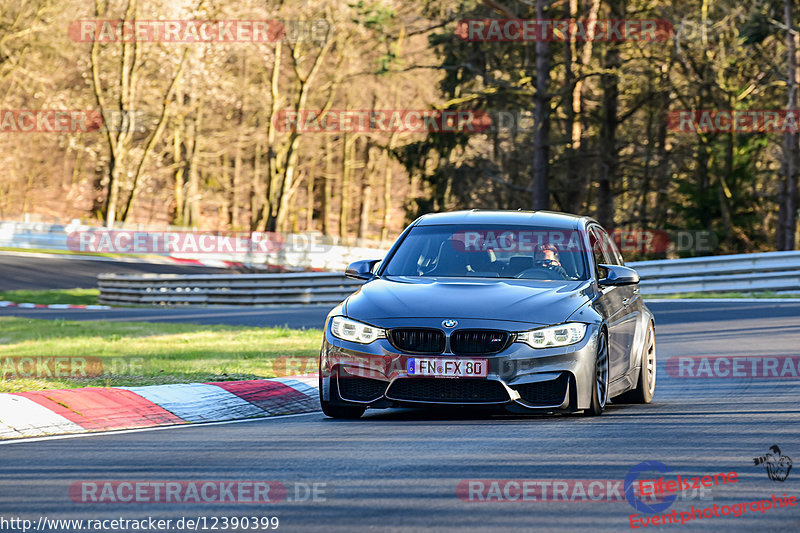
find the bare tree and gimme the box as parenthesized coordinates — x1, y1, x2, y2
(777, 0, 799, 250)
(532, 0, 551, 210)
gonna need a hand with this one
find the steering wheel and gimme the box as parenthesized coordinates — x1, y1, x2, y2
(515, 262, 568, 280)
(515, 265, 555, 279)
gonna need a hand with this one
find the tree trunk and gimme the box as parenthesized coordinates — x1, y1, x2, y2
(653, 63, 671, 229)
(264, 41, 283, 232)
(564, 0, 600, 214)
(232, 134, 242, 229)
(250, 141, 263, 231)
(231, 55, 247, 230)
(339, 132, 356, 240)
(222, 153, 232, 227)
(381, 131, 398, 244)
(173, 125, 185, 225)
(531, 0, 550, 210)
(184, 106, 202, 227)
(306, 171, 315, 231)
(597, 0, 624, 229)
(359, 142, 375, 240)
(121, 48, 188, 222)
(321, 135, 334, 236)
(778, 0, 799, 250)
(90, 0, 139, 227)
(340, 132, 349, 239)
(265, 26, 334, 232)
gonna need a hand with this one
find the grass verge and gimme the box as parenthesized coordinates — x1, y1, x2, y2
(0, 317, 321, 392)
(0, 289, 100, 306)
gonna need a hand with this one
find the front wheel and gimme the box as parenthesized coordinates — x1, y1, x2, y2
(582, 330, 609, 416)
(320, 373, 366, 419)
(617, 322, 656, 404)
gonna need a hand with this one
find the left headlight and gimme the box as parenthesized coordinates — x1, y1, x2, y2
(517, 323, 587, 349)
(330, 316, 386, 344)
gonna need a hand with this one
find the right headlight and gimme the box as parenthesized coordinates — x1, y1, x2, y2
(516, 323, 587, 349)
(330, 316, 386, 344)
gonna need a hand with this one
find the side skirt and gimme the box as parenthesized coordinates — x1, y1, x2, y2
(609, 368, 638, 399)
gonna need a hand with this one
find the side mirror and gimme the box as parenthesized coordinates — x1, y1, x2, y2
(345, 259, 381, 281)
(598, 264, 640, 286)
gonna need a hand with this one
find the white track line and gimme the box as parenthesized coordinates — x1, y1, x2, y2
(0, 410, 322, 446)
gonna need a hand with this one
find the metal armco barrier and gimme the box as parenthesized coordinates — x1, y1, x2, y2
(98, 272, 363, 305)
(632, 251, 800, 295)
(97, 251, 800, 306)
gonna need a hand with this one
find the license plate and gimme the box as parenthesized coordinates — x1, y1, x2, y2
(407, 358, 488, 377)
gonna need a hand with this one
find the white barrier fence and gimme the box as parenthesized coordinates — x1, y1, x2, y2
(0, 220, 389, 272)
(95, 251, 800, 306)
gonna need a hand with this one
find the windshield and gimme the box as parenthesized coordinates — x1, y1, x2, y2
(382, 224, 589, 281)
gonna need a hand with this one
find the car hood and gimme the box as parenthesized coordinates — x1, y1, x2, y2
(344, 276, 593, 326)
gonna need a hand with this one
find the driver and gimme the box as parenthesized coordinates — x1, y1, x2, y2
(535, 244, 568, 278)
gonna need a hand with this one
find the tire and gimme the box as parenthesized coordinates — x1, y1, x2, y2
(582, 330, 609, 416)
(617, 322, 656, 404)
(320, 372, 366, 419)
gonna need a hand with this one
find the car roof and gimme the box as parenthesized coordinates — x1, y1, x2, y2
(414, 210, 592, 230)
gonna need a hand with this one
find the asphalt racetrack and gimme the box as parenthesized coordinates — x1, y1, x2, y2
(0, 252, 230, 290)
(0, 301, 798, 532)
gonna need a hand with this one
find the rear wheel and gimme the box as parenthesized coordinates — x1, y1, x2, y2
(582, 330, 608, 416)
(320, 372, 366, 419)
(617, 322, 656, 404)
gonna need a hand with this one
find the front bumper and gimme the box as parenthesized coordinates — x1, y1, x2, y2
(320, 318, 600, 412)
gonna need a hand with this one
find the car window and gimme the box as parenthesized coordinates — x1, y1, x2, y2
(382, 224, 589, 281)
(605, 233, 625, 265)
(598, 228, 623, 266)
(589, 226, 622, 275)
(589, 229, 605, 273)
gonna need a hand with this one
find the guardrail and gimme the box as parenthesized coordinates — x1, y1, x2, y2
(633, 251, 800, 294)
(98, 272, 363, 306)
(96, 251, 800, 306)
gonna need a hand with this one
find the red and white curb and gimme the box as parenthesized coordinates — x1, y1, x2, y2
(159, 256, 245, 269)
(0, 301, 111, 310)
(0, 376, 318, 440)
